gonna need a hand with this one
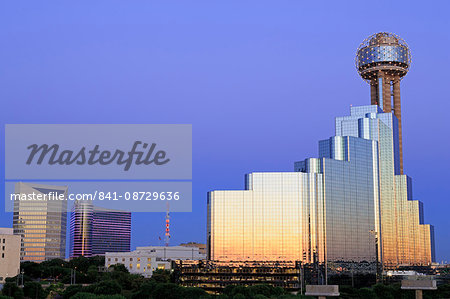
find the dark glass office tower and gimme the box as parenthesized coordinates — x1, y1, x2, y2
(91, 206, 131, 255)
(70, 202, 131, 257)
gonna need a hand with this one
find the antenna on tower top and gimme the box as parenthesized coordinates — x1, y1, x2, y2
(165, 202, 170, 247)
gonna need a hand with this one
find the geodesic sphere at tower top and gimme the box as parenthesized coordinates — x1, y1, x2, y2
(356, 32, 411, 83)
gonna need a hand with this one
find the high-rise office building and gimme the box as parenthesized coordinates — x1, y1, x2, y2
(13, 182, 67, 262)
(70, 201, 131, 258)
(207, 32, 435, 268)
(70, 201, 93, 257)
(208, 133, 379, 264)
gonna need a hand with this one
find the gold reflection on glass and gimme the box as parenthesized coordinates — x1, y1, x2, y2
(13, 182, 68, 262)
(208, 105, 434, 268)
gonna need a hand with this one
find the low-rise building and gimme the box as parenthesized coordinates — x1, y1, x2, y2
(180, 242, 206, 255)
(0, 228, 21, 283)
(105, 246, 206, 277)
(174, 260, 301, 294)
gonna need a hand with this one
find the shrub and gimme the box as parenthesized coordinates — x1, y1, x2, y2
(70, 293, 97, 299)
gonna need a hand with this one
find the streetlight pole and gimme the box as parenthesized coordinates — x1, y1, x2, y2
(70, 267, 77, 285)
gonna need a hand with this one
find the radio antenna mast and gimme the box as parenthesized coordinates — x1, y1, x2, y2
(165, 202, 170, 247)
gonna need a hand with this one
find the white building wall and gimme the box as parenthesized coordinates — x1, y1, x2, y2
(105, 246, 206, 278)
(0, 228, 21, 283)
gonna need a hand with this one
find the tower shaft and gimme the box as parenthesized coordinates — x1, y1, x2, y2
(382, 73, 392, 112)
(370, 72, 403, 174)
(393, 76, 403, 174)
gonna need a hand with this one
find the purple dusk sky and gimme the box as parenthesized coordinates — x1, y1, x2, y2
(1, 1, 449, 262)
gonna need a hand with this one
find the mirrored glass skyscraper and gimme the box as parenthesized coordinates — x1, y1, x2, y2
(208, 105, 434, 267)
(208, 122, 380, 265)
(208, 33, 435, 268)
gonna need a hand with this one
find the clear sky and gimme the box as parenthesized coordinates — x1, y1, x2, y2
(1, 1, 449, 262)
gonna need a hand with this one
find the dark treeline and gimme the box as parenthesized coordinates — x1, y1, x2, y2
(1, 256, 449, 299)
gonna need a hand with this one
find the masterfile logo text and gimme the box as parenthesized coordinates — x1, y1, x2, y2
(26, 141, 170, 171)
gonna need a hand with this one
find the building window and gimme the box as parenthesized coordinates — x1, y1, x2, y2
(122, 258, 125, 262)
(1, 246, 4, 251)
(115, 258, 118, 262)
(130, 258, 133, 261)
(137, 263, 140, 270)
(137, 258, 140, 262)
(147, 263, 151, 269)
(108, 258, 111, 261)
(147, 258, 151, 262)
(129, 263, 133, 269)
(1, 253, 4, 258)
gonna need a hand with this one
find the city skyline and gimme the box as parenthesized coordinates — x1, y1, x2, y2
(1, 1, 449, 262)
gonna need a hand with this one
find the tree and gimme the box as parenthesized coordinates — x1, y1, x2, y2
(434, 283, 450, 299)
(248, 285, 271, 297)
(106, 270, 134, 290)
(224, 285, 253, 298)
(1, 283, 23, 299)
(109, 264, 129, 274)
(86, 265, 100, 283)
(151, 283, 184, 299)
(181, 287, 210, 299)
(373, 283, 395, 299)
(21, 261, 41, 279)
(89, 256, 105, 267)
(23, 281, 45, 299)
(131, 280, 157, 299)
(93, 280, 122, 295)
(358, 287, 377, 299)
(68, 256, 91, 273)
(150, 269, 171, 283)
(40, 258, 67, 269)
(63, 284, 83, 299)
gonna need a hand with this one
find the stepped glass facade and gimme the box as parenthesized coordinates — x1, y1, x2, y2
(207, 105, 435, 268)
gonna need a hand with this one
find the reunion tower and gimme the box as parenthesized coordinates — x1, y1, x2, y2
(356, 32, 411, 174)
